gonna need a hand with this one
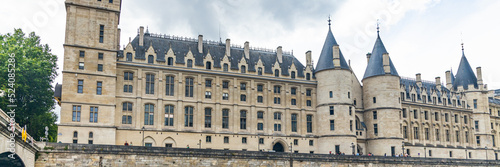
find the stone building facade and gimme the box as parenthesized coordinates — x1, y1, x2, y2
(55, 0, 500, 160)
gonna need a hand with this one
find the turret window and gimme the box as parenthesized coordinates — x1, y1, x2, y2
(373, 111, 377, 119)
(99, 25, 104, 43)
(374, 124, 378, 136)
(329, 91, 333, 98)
(373, 97, 376, 103)
(329, 106, 334, 115)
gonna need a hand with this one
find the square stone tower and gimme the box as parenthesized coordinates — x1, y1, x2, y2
(57, 0, 122, 144)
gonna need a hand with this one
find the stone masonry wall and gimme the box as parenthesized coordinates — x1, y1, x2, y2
(34, 143, 498, 167)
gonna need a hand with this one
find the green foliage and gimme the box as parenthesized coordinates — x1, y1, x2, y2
(0, 29, 58, 142)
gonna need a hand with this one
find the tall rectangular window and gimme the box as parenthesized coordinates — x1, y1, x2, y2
(329, 91, 333, 98)
(164, 105, 174, 126)
(257, 67, 262, 75)
(165, 76, 174, 96)
(330, 120, 335, 131)
(98, 53, 103, 59)
(205, 108, 212, 128)
(307, 115, 313, 133)
(465, 131, 469, 143)
(475, 121, 479, 131)
(222, 109, 229, 129)
(464, 115, 468, 124)
(445, 113, 449, 122)
(77, 80, 83, 93)
(145, 74, 155, 94)
(402, 108, 407, 118)
(122, 102, 133, 124)
(414, 110, 418, 119)
(126, 53, 132, 61)
(291, 114, 297, 132)
(414, 127, 419, 139)
(240, 94, 246, 102)
(257, 123, 263, 130)
(72, 105, 81, 122)
(240, 110, 247, 130)
(223, 64, 228, 71)
(306, 100, 311, 106)
(329, 106, 334, 115)
(373, 111, 377, 119)
(96, 81, 102, 95)
(456, 130, 460, 142)
(403, 126, 407, 138)
(90, 107, 98, 123)
(240, 83, 246, 90)
(97, 64, 103, 71)
(476, 136, 481, 145)
(79, 62, 84, 70)
(446, 130, 450, 142)
(436, 129, 440, 141)
(184, 106, 194, 127)
(257, 84, 263, 92)
(455, 114, 459, 123)
(473, 99, 477, 109)
(374, 124, 378, 136)
(306, 89, 311, 96)
(425, 128, 429, 140)
(185, 78, 194, 97)
(99, 25, 104, 43)
(435, 112, 439, 121)
(291, 99, 296, 105)
(291, 88, 296, 95)
(424, 111, 428, 120)
(144, 104, 154, 125)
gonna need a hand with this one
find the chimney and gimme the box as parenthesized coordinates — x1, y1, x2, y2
(225, 39, 231, 57)
(383, 53, 390, 74)
(477, 67, 483, 85)
(332, 45, 340, 67)
(435, 77, 441, 89)
(277, 46, 283, 63)
(198, 35, 203, 54)
(244, 41, 249, 59)
(366, 53, 372, 64)
(139, 26, 144, 46)
(306, 51, 312, 67)
(445, 70, 452, 89)
(416, 73, 422, 87)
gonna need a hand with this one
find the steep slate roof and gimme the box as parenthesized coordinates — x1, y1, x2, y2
(400, 78, 453, 104)
(452, 50, 477, 90)
(362, 33, 399, 80)
(127, 34, 307, 77)
(314, 27, 349, 72)
(489, 97, 500, 105)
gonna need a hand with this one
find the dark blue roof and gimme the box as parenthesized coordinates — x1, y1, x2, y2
(127, 34, 307, 78)
(314, 28, 349, 73)
(452, 51, 477, 90)
(489, 97, 500, 105)
(362, 33, 399, 80)
(400, 77, 453, 104)
(450, 68, 455, 84)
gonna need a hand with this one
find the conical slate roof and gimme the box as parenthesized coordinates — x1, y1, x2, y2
(450, 68, 455, 84)
(452, 50, 477, 89)
(362, 33, 399, 80)
(314, 27, 349, 73)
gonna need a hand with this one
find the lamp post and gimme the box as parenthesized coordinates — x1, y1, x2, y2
(257, 134, 260, 151)
(485, 146, 488, 160)
(351, 143, 355, 155)
(198, 139, 202, 149)
(290, 142, 293, 153)
(142, 126, 145, 146)
(402, 141, 405, 157)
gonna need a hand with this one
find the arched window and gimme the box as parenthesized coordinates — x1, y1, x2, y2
(148, 55, 154, 64)
(73, 131, 78, 143)
(241, 65, 246, 73)
(306, 73, 311, 80)
(291, 71, 296, 79)
(145, 74, 155, 94)
(206, 62, 211, 70)
(122, 102, 133, 124)
(185, 77, 194, 97)
(167, 57, 174, 65)
(89, 132, 93, 138)
(165, 76, 175, 96)
(144, 104, 154, 125)
(185, 106, 194, 127)
(274, 69, 279, 77)
(165, 105, 174, 126)
(187, 59, 193, 68)
(126, 52, 132, 61)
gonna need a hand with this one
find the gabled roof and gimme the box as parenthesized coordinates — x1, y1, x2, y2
(314, 27, 349, 73)
(362, 33, 399, 80)
(452, 50, 477, 90)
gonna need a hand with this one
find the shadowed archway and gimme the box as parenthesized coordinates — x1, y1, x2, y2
(272, 142, 284, 152)
(0, 152, 25, 167)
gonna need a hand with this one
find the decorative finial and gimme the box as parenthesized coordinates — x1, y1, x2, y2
(460, 32, 464, 51)
(376, 19, 380, 34)
(328, 15, 331, 28)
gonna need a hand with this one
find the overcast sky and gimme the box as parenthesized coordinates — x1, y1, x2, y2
(2, 0, 500, 122)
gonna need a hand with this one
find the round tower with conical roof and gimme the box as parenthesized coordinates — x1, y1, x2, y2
(315, 20, 357, 154)
(361, 28, 403, 156)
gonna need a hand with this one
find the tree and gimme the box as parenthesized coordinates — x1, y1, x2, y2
(0, 29, 58, 142)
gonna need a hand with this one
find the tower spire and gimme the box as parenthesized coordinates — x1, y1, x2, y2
(376, 19, 380, 35)
(328, 15, 331, 29)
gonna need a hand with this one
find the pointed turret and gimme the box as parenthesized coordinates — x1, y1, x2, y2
(452, 46, 477, 90)
(315, 19, 349, 72)
(362, 30, 399, 80)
